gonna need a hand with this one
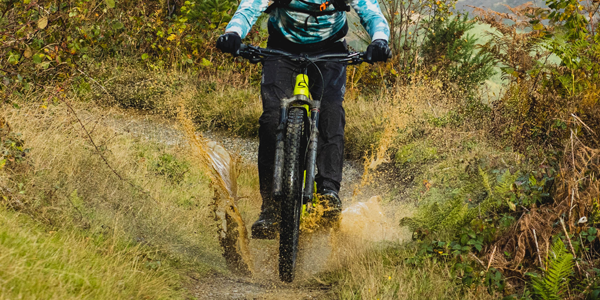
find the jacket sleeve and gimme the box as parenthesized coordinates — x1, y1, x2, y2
(225, 0, 269, 38)
(350, 0, 390, 42)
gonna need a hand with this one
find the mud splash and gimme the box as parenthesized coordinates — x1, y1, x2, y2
(296, 93, 412, 278)
(178, 107, 254, 276)
(295, 196, 405, 278)
(177, 97, 407, 282)
(339, 196, 400, 242)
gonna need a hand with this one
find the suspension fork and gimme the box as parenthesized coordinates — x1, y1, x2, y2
(302, 103, 320, 204)
(272, 74, 320, 202)
(272, 104, 287, 198)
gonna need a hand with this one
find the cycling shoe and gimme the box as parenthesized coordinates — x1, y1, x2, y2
(251, 211, 279, 239)
(319, 189, 342, 219)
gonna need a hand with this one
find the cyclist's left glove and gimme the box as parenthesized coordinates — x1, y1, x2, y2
(365, 39, 391, 63)
(216, 32, 241, 55)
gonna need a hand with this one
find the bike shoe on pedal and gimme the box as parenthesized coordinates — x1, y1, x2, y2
(319, 189, 342, 219)
(251, 205, 279, 239)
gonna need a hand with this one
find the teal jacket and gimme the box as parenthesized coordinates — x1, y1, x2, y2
(225, 0, 390, 44)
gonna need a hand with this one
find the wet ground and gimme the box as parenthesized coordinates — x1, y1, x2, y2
(100, 110, 410, 300)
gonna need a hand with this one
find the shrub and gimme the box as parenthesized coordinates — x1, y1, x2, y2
(475, 2, 600, 150)
(0, 0, 246, 97)
(421, 14, 496, 92)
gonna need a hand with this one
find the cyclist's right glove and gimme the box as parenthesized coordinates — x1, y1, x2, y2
(365, 39, 391, 63)
(216, 32, 241, 55)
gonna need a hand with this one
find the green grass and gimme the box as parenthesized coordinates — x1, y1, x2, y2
(0, 208, 181, 299)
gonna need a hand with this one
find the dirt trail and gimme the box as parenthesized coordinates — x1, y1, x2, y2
(102, 110, 410, 300)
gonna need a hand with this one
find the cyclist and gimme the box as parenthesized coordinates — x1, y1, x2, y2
(216, 0, 391, 239)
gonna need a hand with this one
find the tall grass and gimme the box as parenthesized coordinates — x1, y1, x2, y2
(0, 100, 262, 297)
(321, 245, 498, 299)
(0, 208, 180, 299)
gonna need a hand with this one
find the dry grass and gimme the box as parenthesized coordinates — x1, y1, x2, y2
(80, 59, 263, 138)
(320, 243, 498, 300)
(74, 61, 451, 162)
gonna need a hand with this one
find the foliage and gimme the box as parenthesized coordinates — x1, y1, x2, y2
(352, 0, 497, 91)
(544, 0, 600, 105)
(0, 0, 258, 98)
(421, 14, 496, 92)
(528, 238, 574, 300)
(400, 166, 519, 239)
(400, 145, 562, 296)
(187, 0, 238, 26)
(371, 0, 458, 73)
(475, 1, 600, 150)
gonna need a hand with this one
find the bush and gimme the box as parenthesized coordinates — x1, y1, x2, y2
(421, 14, 496, 92)
(475, 2, 600, 150)
(0, 0, 245, 97)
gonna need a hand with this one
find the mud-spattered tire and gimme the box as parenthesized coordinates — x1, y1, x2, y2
(279, 107, 307, 282)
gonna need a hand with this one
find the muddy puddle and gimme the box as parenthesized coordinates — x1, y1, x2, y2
(178, 105, 410, 299)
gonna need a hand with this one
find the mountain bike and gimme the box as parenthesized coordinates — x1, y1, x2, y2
(236, 44, 366, 282)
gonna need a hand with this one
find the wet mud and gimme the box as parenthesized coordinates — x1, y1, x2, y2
(102, 108, 410, 299)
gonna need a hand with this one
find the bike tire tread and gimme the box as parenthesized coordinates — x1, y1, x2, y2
(279, 107, 306, 283)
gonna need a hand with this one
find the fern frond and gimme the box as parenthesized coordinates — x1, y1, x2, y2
(496, 170, 519, 194)
(479, 167, 493, 196)
(529, 238, 574, 300)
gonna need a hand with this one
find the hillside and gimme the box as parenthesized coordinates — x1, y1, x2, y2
(1, 0, 599, 299)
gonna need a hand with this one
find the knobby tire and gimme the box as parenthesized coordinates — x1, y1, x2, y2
(279, 107, 307, 282)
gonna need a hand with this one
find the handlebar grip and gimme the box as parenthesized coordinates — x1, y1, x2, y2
(235, 44, 248, 56)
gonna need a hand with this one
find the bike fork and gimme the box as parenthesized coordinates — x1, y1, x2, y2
(273, 74, 320, 204)
(272, 103, 320, 202)
(302, 107, 319, 204)
(272, 106, 287, 198)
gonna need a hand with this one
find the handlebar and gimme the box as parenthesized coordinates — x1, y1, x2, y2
(235, 44, 367, 65)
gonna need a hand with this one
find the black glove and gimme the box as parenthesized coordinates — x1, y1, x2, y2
(365, 39, 391, 63)
(216, 32, 241, 55)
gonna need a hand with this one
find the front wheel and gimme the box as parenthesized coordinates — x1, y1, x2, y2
(279, 107, 307, 282)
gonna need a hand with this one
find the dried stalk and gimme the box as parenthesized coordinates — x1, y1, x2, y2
(487, 246, 497, 271)
(470, 252, 486, 268)
(532, 229, 543, 269)
(559, 218, 583, 275)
